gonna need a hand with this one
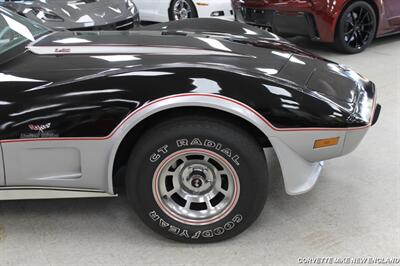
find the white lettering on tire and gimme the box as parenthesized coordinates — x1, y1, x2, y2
(176, 139, 189, 147)
(224, 221, 235, 230)
(191, 231, 201, 239)
(150, 145, 169, 162)
(149, 211, 243, 239)
(150, 138, 240, 165)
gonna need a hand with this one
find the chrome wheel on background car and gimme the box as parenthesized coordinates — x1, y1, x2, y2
(153, 149, 240, 225)
(169, 0, 198, 21)
(126, 114, 268, 243)
(335, 1, 377, 54)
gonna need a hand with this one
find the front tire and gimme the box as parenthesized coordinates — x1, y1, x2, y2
(334, 1, 377, 54)
(169, 0, 198, 21)
(126, 115, 268, 243)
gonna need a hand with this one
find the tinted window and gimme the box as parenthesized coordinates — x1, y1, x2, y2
(0, 8, 49, 54)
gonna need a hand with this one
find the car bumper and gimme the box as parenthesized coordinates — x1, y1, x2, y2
(234, 7, 319, 39)
(342, 103, 381, 155)
(271, 101, 380, 195)
(196, 0, 234, 20)
(233, 0, 340, 42)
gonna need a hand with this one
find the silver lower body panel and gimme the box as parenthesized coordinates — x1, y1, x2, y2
(0, 187, 117, 201)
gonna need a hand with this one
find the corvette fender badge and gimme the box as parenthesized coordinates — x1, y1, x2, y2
(28, 123, 51, 133)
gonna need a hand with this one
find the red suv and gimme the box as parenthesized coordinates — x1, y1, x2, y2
(232, 0, 400, 53)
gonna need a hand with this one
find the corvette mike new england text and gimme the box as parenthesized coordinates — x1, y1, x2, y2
(298, 257, 400, 264)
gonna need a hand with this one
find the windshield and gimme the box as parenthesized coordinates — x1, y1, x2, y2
(0, 7, 49, 54)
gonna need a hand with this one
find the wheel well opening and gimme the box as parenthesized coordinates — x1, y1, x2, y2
(112, 106, 272, 192)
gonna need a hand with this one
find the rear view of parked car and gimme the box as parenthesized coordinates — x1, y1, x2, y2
(232, 0, 400, 53)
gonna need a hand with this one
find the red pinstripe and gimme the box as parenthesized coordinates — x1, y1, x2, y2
(0, 93, 376, 144)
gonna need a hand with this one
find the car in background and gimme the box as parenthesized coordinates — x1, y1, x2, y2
(135, 0, 233, 22)
(232, 0, 400, 54)
(0, 0, 140, 30)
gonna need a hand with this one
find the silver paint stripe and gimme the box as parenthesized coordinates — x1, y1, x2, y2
(0, 187, 117, 200)
(34, 173, 82, 180)
(0, 186, 104, 192)
(27, 45, 249, 57)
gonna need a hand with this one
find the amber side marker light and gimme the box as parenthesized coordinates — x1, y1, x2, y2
(196, 2, 209, 6)
(313, 137, 340, 149)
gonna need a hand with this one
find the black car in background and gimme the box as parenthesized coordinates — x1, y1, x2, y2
(0, 0, 140, 30)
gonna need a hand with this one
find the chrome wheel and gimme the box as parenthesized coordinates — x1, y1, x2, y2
(153, 149, 240, 225)
(172, 0, 194, 20)
(343, 6, 375, 49)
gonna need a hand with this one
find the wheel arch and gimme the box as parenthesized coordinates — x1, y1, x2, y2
(106, 93, 329, 196)
(110, 111, 273, 193)
(107, 94, 274, 193)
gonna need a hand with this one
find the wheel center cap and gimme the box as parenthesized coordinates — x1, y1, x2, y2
(180, 163, 216, 194)
(191, 176, 203, 188)
(180, 9, 188, 18)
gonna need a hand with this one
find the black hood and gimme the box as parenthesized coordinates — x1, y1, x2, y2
(23, 19, 369, 109)
(26, 19, 319, 75)
(0, 18, 376, 140)
(145, 19, 369, 108)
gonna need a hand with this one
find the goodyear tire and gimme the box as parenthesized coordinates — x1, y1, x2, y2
(126, 115, 269, 243)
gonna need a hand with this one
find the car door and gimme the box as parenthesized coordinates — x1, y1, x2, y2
(0, 9, 100, 191)
(384, 0, 400, 26)
(135, 0, 165, 22)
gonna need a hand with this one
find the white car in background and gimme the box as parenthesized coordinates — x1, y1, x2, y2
(134, 0, 233, 22)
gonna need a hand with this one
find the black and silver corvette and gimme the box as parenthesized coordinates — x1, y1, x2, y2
(0, 0, 140, 30)
(0, 8, 380, 243)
